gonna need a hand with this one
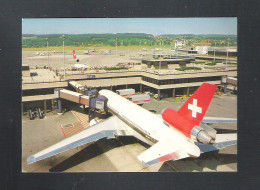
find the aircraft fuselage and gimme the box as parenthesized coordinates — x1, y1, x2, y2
(99, 89, 201, 157)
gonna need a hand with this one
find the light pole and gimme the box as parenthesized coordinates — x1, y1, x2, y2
(159, 37, 162, 73)
(214, 39, 216, 62)
(226, 38, 230, 70)
(170, 39, 172, 59)
(46, 38, 49, 68)
(115, 38, 118, 56)
(170, 39, 174, 59)
(60, 35, 66, 80)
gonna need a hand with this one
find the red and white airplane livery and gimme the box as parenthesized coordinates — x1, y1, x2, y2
(27, 83, 237, 166)
(73, 50, 76, 59)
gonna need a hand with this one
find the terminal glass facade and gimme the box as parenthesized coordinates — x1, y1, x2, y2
(142, 76, 222, 85)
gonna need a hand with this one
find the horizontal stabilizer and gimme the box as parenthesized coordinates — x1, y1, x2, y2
(138, 140, 200, 166)
(138, 140, 183, 166)
(195, 133, 237, 153)
(203, 117, 237, 123)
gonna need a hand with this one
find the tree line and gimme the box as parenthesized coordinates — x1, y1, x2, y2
(22, 33, 237, 48)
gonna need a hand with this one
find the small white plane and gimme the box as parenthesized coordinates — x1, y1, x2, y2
(27, 83, 237, 166)
(35, 52, 46, 56)
(73, 64, 92, 69)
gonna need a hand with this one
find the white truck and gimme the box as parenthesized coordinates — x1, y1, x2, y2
(116, 89, 135, 97)
(126, 94, 150, 105)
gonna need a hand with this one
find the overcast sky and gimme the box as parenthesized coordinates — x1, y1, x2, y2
(22, 18, 237, 35)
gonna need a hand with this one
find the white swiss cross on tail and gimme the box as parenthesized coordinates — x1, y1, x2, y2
(177, 83, 218, 125)
(188, 99, 202, 118)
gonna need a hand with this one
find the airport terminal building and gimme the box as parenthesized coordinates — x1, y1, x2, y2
(22, 68, 237, 114)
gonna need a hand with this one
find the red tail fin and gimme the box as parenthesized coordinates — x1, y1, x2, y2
(73, 50, 76, 59)
(178, 83, 218, 125)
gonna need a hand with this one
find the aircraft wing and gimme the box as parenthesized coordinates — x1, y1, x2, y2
(203, 117, 237, 123)
(27, 115, 134, 165)
(137, 134, 237, 166)
(195, 133, 237, 153)
(137, 140, 191, 166)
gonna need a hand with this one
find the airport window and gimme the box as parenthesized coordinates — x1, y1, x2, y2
(142, 76, 221, 85)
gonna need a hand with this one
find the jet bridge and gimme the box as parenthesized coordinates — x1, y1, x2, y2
(69, 80, 98, 96)
(54, 87, 107, 117)
(227, 77, 237, 86)
(69, 81, 86, 94)
(54, 88, 90, 106)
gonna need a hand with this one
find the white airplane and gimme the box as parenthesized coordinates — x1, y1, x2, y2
(34, 52, 45, 56)
(39, 52, 46, 56)
(73, 64, 92, 69)
(27, 83, 237, 166)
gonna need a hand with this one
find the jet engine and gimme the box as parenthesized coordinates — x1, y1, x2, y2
(161, 108, 216, 144)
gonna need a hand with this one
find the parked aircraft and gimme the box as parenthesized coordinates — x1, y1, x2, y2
(73, 50, 76, 59)
(27, 83, 237, 167)
(73, 63, 92, 69)
(35, 52, 46, 56)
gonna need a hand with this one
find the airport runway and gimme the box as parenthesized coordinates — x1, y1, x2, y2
(22, 94, 237, 172)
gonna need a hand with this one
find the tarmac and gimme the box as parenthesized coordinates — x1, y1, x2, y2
(22, 49, 237, 76)
(22, 49, 148, 69)
(22, 94, 237, 172)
